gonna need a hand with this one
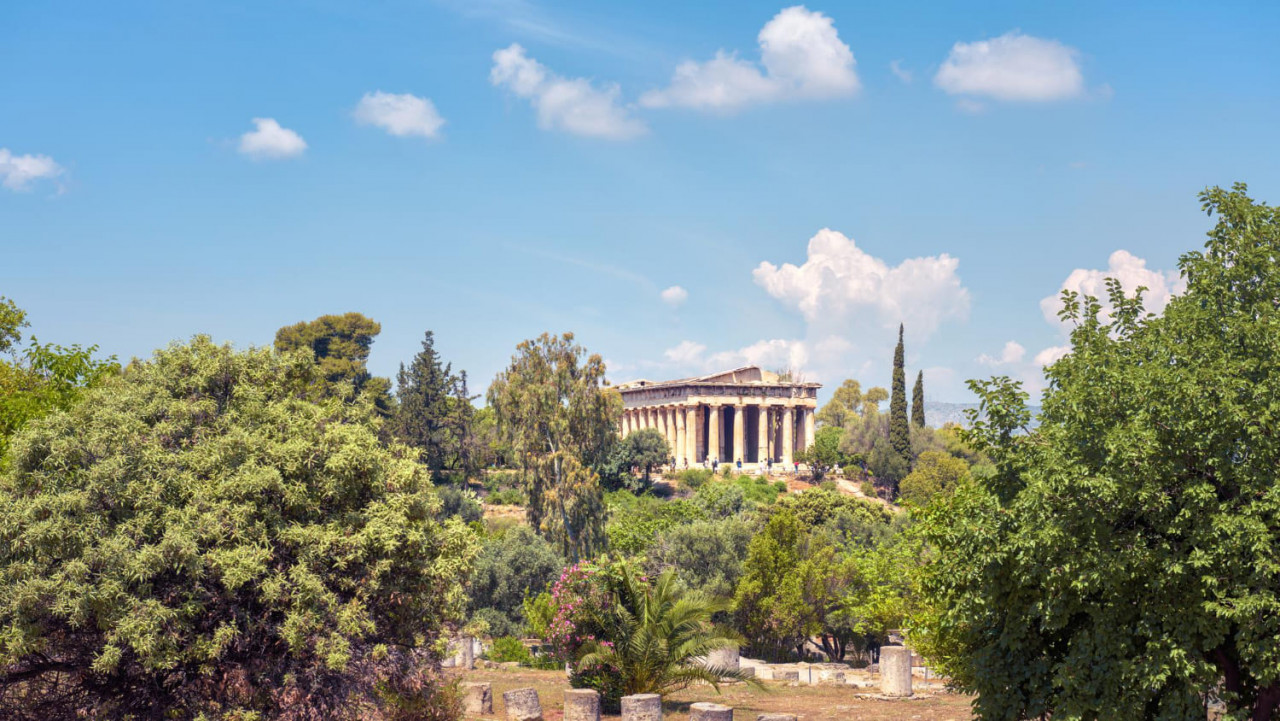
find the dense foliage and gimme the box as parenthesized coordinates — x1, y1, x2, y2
(0, 337, 477, 719)
(487, 332, 621, 561)
(274, 312, 393, 415)
(888, 324, 910, 471)
(467, 525, 563, 638)
(921, 185, 1280, 721)
(389, 330, 477, 482)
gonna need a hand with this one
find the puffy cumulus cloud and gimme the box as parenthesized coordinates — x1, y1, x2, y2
(354, 91, 445, 139)
(709, 338, 810, 372)
(977, 340, 1026, 366)
(1035, 345, 1070, 366)
(752, 228, 970, 338)
(1041, 250, 1185, 327)
(490, 43, 646, 139)
(664, 340, 707, 365)
(0, 148, 63, 191)
(660, 285, 688, 307)
(640, 5, 858, 111)
(934, 31, 1084, 102)
(238, 118, 307, 159)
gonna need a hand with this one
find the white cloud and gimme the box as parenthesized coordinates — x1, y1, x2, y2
(934, 31, 1085, 102)
(490, 43, 646, 139)
(238, 118, 307, 159)
(1041, 250, 1185, 327)
(752, 228, 970, 338)
(1034, 345, 1070, 366)
(955, 98, 985, 114)
(664, 340, 707, 365)
(978, 340, 1026, 366)
(660, 285, 688, 307)
(354, 91, 445, 139)
(889, 59, 912, 83)
(710, 339, 810, 372)
(0, 148, 63, 191)
(640, 5, 858, 111)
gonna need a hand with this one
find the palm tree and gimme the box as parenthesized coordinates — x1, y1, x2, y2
(576, 569, 760, 697)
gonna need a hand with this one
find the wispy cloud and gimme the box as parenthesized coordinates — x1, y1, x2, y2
(490, 43, 647, 139)
(0, 148, 64, 191)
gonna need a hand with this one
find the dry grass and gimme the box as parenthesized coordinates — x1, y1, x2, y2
(452, 667, 975, 720)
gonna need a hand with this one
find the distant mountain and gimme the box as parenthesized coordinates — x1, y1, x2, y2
(924, 401, 1042, 429)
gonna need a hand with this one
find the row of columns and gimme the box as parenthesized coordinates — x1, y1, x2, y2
(620, 403, 816, 467)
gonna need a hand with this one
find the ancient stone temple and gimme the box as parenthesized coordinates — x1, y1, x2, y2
(617, 366, 820, 468)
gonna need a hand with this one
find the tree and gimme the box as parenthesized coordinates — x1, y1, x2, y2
(621, 427, 671, 485)
(0, 337, 477, 719)
(816, 379, 862, 429)
(921, 185, 1280, 721)
(389, 330, 476, 480)
(275, 312, 392, 414)
(578, 569, 757, 699)
(898, 450, 968, 506)
(867, 435, 908, 496)
(0, 298, 119, 463)
(796, 425, 847, 481)
(733, 509, 854, 661)
(647, 516, 755, 599)
(889, 324, 911, 465)
(468, 526, 563, 638)
(911, 370, 925, 427)
(486, 332, 621, 561)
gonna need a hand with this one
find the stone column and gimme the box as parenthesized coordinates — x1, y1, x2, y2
(621, 693, 662, 721)
(773, 409, 783, 462)
(757, 407, 769, 465)
(707, 404, 721, 463)
(804, 407, 816, 452)
(732, 405, 745, 464)
(503, 687, 543, 720)
(880, 645, 913, 697)
(685, 405, 698, 464)
(780, 406, 794, 467)
(689, 702, 733, 721)
(674, 406, 686, 465)
(563, 688, 601, 721)
(666, 407, 678, 456)
(460, 682, 493, 715)
(794, 407, 806, 457)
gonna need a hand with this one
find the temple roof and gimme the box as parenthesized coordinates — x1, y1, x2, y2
(617, 365, 820, 391)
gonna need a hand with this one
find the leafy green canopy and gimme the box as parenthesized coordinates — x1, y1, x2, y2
(0, 337, 477, 719)
(487, 332, 621, 561)
(921, 185, 1280, 721)
(389, 330, 476, 479)
(275, 312, 393, 415)
(0, 296, 119, 464)
(468, 525, 563, 638)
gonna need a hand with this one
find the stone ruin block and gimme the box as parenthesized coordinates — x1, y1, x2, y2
(503, 687, 543, 721)
(689, 701, 733, 721)
(563, 688, 601, 721)
(460, 681, 492, 715)
(620, 692, 662, 721)
(879, 645, 913, 697)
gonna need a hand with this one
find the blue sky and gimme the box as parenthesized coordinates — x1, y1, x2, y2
(3, 0, 1278, 402)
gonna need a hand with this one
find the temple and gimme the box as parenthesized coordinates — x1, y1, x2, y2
(617, 366, 820, 468)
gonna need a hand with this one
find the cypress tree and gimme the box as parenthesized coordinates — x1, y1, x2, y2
(912, 370, 926, 427)
(889, 324, 911, 464)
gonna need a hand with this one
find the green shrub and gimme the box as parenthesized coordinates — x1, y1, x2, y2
(486, 636, 534, 664)
(468, 525, 562, 638)
(673, 468, 714, 490)
(486, 487, 526, 505)
(0, 337, 478, 718)
(605, 491, 705, 555)
(732, 475, 787, 505)
(692, 481, 746, 518)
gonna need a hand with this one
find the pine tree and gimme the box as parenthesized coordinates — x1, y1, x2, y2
(889, 324, 911, 466)
(391, 330, 475, 478)
(912, 370, 926, 427)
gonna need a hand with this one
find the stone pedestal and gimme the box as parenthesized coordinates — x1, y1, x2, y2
(757, 715, 797, 721)
(880, 645, 913, 697)
(620, 693, 662, 721)
(460, 682, 492, 715)
(563, 689, 600, 721)
(503, 687, 543, 721)
(817, 668, 845, 685)
(707, 646, 739, 673)
(689, 702, 732, 721)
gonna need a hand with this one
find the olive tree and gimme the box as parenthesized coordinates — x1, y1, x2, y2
(0, 337, 477, 719)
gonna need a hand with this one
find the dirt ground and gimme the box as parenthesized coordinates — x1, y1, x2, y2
(453, 667, 975, 720)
